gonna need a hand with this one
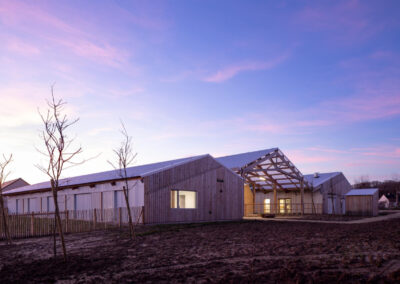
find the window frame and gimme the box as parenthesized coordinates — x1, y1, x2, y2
(171, 189, 197, 209)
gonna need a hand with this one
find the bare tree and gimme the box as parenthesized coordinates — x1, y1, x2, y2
(36, 86, 84, 261)
(108, 122, 137, 239)
(308, 184, 316, 214)
(0, 154, 13, 245)
(328, 178, 336, 215)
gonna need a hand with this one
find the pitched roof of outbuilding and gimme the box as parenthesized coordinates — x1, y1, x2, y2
(2, 179, 19, 189)
(346, 188, 378, 196)
(1, 178, 29, 192)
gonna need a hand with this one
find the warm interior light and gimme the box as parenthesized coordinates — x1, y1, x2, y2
(259, 177, 267, 181)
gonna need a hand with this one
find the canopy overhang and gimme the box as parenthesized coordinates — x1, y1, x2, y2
(231, 148, 310, 191)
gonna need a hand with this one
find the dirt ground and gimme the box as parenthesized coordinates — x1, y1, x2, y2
(1, 219, 400, 283)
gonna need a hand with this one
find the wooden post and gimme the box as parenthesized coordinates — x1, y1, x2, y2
(65, 210, 69, 233)
(300, 179, 304, 215)
(118, 207, 122, 229)
(93, 208, 97, 230)
(273, 183, 277, 214)
(30, 212, 34, 236)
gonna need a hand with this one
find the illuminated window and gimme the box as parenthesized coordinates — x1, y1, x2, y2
(264, 199, 270, 213)
(171, 190, 197, 209)
(279, 198, 292, 214)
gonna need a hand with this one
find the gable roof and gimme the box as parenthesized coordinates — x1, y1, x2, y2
(4, 155, 207, 196)
(303, 172, 342, 188)
(216, 148, 278, 170)
(2, 178, 29, 192)
(2, 179, 19, 189)
(379, 194, 389, 202)
(217, 148, 309, 190)
(346, 188, 378, 196)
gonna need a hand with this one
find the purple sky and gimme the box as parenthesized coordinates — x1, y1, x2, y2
(0, 0, 399, 184)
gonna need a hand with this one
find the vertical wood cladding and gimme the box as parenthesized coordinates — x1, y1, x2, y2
(143, 155, 244, 224)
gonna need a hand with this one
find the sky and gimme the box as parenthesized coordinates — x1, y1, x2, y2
(0, 0, 399, 184)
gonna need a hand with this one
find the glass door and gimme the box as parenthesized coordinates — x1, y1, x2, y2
(278, 198, 292, 214)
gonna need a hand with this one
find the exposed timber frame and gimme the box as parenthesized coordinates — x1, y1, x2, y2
(238, 149, 310, 214)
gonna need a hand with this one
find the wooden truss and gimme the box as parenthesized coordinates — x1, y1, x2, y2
(235, 148, 310, 214)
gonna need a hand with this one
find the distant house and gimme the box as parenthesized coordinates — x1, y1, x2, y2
(2, 178, 29, 193)
(378, 194, 390, 209)
(2, 178, 29, 209)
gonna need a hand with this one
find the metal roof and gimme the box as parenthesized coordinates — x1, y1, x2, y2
(217, 148, 308, 191)
(5, 155, 208, 195)
(216, 148, 278, 170)
(303, 172, 341, 188)
(346, 188, 378, 196)
(6, 147, 322, 195)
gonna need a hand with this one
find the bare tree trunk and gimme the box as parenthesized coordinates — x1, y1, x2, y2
(310, 187, 316, 214)
(109, 122, 137, 240)
(53, 217, 57, 258)
(51, 180, 67, 261)
(0, 154, 13, 245)
(330, 179, 335, 215)
(123, 185, 134, 239)
(0, 194, 12, 244)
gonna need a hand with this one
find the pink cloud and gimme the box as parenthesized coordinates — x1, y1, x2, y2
(286, 150, 336, 164)
(0, 1, 129, 67)
(322, 91, 400, 123)
(294, 120, 332, 127)
(247, 123, 287, 134)
(306, 147, 349, 154)
(204, 53, 289, 83)
(6, 37, 40, 56)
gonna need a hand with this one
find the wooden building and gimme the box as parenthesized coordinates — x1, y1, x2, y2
(216, 148, 352, 215)
(4, 155, 243, 224)
(345, 188, 379, 216)
(5, 147, 353, 223)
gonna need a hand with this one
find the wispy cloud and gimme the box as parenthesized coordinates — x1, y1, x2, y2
(5, 37, 40, 56)
(295, 0, 384, 44)
(204, 53, 289, 83)
(0, 0, 130, 67)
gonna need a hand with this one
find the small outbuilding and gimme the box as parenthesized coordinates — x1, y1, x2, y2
(345, 188, 379, 216)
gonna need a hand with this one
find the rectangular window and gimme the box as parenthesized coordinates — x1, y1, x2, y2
(264, 198, 270, 213)
(171, 190, 197, 209)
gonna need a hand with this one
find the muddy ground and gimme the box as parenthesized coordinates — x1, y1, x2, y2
(1, 219, 400, 283)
